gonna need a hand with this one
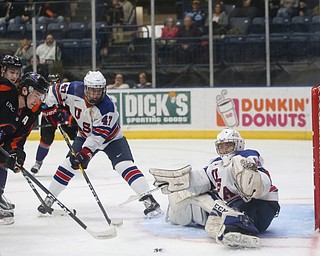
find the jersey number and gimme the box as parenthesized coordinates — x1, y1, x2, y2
(102, 115, 112, 126)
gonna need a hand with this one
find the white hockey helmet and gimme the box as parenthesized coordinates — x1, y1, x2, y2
(84, 71, 106, 104)
(215, 128, 245, 165)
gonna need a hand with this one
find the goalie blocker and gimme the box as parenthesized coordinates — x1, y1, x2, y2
(149, 128, 280, 248)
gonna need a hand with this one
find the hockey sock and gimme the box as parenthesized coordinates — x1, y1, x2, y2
(115, 160, 150, 195)
(36, 142, 50, 162)
(50, 159, 76, 196)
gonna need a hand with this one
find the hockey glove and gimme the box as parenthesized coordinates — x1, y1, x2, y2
(43, 106, 64, 127)
(70, 147, 93, 170)
(5, 148, 26, 173)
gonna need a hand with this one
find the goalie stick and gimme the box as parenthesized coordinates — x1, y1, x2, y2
(0, 146, 116, 239)
(119, 184, 168, 206)
(57, 124, 123, 227)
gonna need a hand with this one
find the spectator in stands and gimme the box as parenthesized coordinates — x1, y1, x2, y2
(176, 15, 201, 64)
(210, 3, 229, 35)
(107, 0, 124, 25)
(14, 38, 33, 68)
(0, 1, 22, 25)
(269, 0, 281, 18)
(36, 34, 61, 64)
(184, 0, 206, 34)
(107, 73, 130, 89)
(229, 0, 258, 20)
(297, 0, 308, 16)
(158, 17, 180, 63)
(133, 71, 152, 89)
(38, 0, 70, 23)
(14, 0, 41, 24)
(23, 55, 49, 79)
(276, 0, 298, 18)
(119, 0, 135, 25)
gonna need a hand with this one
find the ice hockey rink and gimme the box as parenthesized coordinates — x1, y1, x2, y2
(1, 138, 319, 256)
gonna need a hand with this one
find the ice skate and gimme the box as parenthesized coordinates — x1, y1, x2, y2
(0, 195, 15, 211)
(31, 161, 43, 175)
(37, 196, 54, 214)
(139, 194, 163, 218)
(0, 196, 14, 225)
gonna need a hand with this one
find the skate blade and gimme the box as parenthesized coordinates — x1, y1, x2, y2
(0, 217, 14, 225)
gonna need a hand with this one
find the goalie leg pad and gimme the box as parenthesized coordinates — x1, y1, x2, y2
(149, 165, 192, 194)
(166, 192, 210, 226)
(205, 198, 260, 248)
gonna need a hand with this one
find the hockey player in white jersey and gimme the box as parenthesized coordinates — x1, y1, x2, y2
(149, 128, 280, 248)
(37, 71, 162, 217)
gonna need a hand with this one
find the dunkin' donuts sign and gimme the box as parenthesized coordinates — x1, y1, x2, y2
(216, 89, 309, 129)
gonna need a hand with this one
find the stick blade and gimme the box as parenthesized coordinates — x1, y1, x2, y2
(87, 227, 117, 239)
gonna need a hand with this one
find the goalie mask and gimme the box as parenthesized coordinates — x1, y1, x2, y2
(84, 71, 106, 105)
(215, 128, 245, 166)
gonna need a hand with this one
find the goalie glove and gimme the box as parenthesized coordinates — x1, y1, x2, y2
(231, 155, 264, 202)
(149, 165, 192, 194)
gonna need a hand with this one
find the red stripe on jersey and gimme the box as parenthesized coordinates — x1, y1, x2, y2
(94, 127, 110, 137)
(124, 169, 141, 182)
(56, 169, 72, 182)
(107, 124, 120, 141)
(55, 84, 64, 105)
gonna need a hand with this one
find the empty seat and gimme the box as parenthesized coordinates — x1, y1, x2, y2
(310, 16, 320, 33)
(47, 23, 67, 40)
(26, 23, 47, 40)
(6, 23, 26, 39)
(67, 22, 87, 39)
(249, 17, 266, 34)
(61, 39, 81, 66)
(0, 24, 6, 38)
(289, 16, 311, 33)
(270, 17, 289, 34)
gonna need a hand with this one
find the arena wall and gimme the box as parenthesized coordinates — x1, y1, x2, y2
(29, 87, 312, 141)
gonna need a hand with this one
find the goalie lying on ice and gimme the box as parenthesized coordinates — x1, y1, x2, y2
(149, 128, 280, 248)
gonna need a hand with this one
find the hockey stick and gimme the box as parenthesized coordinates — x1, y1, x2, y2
(0, 146, 116, 239)
(119, 184, 168, 206)
(57, 124, 123, 227)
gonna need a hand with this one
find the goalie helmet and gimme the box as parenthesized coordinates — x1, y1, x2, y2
(215, 128, 245, 166)
(84, 71, 106, 105)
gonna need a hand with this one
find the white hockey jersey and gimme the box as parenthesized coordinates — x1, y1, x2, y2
(45, 81, 123, 153)
(189, 149, 279, 203)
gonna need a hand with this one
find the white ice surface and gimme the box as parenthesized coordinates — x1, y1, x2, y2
(1, 139, 320, 256)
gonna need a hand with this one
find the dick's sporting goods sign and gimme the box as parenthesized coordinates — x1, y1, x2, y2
(109, 91, 191, 125)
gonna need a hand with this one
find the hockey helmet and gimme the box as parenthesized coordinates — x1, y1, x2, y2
(215, 128, 245, 165)
(84, 71, 106, 104)
(47, 73, 61, 84)
(1, 54, 22, 70)
(19, 72, 49, 96)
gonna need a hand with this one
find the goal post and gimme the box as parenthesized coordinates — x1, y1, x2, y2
(312, 85, 320, 231)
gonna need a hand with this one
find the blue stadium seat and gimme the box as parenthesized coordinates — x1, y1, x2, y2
(61, 39, 81, 67)
(310, 16, 320, 33)
(223, 35, 246, 64)
(270, 17, 289, 34)
(47, 23, 67, 40)
(6, 23, 26, 39)
(67, 22, 87, 39)
(26, 23, 46, 40)
(249, 17, 266, 34)
(289, 16, 311, 33)
(0, 24, 6, 38)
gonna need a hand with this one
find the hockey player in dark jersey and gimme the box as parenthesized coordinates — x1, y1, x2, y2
(0, 71, 49, 225)
(31, 74, 78, 175)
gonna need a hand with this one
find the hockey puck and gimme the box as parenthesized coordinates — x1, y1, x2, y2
(153, 248, 163, 253)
